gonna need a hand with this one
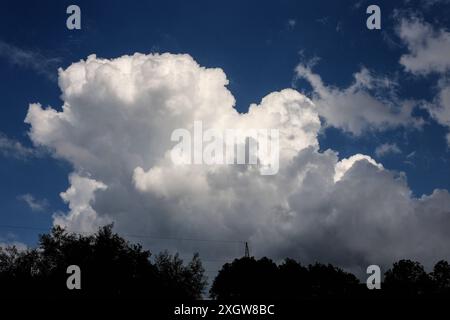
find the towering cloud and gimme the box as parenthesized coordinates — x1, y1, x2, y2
(25, 53, 450, 275)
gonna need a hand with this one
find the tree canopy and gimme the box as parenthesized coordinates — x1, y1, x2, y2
(0, 225, 206, 299)
(210, 257, 361, 299)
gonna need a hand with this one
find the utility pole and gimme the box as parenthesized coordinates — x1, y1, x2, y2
(244, 242, 250, 258)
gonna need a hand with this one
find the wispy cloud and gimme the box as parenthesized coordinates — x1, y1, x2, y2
(0, 132, 40, 160)
(287, 19, 296, 30)
(316, 17, 329, 25)
(17, 194, 49, 212)
(375, 143, 402, 157)
(0, 40, 61, 81)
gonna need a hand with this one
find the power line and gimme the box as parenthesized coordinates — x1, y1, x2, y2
(0, 223, 246, 244)
(0, 224, 243, 277)
(124, 233, 245, 244)
(176, 255, 237, 263)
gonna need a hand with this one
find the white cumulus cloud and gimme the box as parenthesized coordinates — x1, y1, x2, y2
(24, 53, 450, 275)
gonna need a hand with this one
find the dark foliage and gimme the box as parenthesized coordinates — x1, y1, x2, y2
(384, 259, 432, 296)
(210, 257, 361, 300)
(430, 260, 450, 295)
(211, 257, 450, 300)
(2, 226, 450, 300)
(0, 225, 206, 299)
(209, 257, 279, 299)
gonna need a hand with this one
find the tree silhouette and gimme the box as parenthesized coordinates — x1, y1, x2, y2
(430, 260, 450, 296)
(3, 226, 450, 300)
(210, 257, 360, 300)
(0, 225, 206, 299)
(307, 262, 360, 298)
(278, 258, 309, 299)
(210, 257, 278, 300)
(154, 251, 207, 300)
(384, 259, 432, 297)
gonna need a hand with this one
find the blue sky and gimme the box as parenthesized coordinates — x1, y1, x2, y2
(1, 0, 450, 257)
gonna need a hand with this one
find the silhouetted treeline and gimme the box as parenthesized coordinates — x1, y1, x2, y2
(210, 257, 450, 300)
(2, 226, 450, 300)
(383, 259, 450, 297)
(0, 225, 207, 299)
(210, 257, 361, 299)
